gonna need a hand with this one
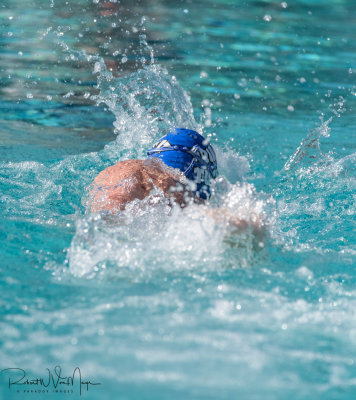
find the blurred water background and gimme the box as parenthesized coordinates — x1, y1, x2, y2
(1, 0, 355, 399)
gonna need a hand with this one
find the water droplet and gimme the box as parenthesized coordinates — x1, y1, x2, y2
(93, 62, 101, 73)
(63, 91, 74, 98)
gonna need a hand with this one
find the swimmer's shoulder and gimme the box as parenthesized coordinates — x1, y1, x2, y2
(91, 160, 148, 211)
(94, 159, 145, 185)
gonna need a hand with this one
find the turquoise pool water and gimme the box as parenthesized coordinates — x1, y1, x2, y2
(1, 0, 355, 399)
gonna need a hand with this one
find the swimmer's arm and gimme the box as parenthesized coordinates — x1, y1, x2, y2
(205, 207, 266, 239)
(205, 207, 268, 250)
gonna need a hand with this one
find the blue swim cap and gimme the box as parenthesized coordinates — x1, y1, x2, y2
(147, 128, 218, 199)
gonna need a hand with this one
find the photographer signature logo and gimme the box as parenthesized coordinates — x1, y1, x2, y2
(1, 366, 101, 396)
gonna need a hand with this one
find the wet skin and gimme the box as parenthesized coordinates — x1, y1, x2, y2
(90, 158, 266, 246)
(90, 158, 194, 212)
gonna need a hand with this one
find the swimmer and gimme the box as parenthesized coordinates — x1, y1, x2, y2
(90, 128, 217, 211)
(90, 128, 264, 236)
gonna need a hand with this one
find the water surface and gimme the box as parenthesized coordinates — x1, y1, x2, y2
(1, 0, 356, 399)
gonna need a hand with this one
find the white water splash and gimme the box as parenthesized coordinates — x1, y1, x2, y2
(68, 179, 271, 278)
(283, 116, 332, 171)
(37, 35, 274, 277)
(276, 107, 355, 254)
